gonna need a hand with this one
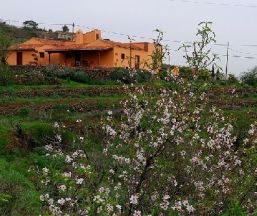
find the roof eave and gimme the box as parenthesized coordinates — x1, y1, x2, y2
(45, 47, 113, 52)
(8, 48, 36, 51)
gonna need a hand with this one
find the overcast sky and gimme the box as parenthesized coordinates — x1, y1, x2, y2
(1, 0, 257, 76)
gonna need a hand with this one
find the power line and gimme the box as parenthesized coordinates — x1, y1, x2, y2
(168, 0, 257, 9)
(2, 18, 257, 60)
(240, 44, 257, 47)
(225, 42, 229, 77)
(229, 48, 257, 56)
(4, 18, 257, 49)
(176, 49, 257, 60)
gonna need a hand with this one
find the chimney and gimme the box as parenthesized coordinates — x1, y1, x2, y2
(75, 30, 84, 44)
(83, 29, 102, 44)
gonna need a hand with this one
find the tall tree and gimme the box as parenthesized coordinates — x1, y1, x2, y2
(62, 25, 69, 32)
(150, 29, 168, 73)
(0, 31, 12, 64)
(23, 20, 38, 29)
(180, 21, 220, 75)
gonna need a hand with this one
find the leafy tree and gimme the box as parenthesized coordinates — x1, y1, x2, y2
(150, 29, 168, 73)
(180, 21, 220, 76)
(227, 74, 239, 84)
(23, 20, 38, 29)
(62, 25, 69, 32)
(0, 31, 12, 64)
(241, 66, 257, 86)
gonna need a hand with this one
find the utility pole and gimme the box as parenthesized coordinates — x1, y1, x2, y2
(72, 22, 75, 41)
(225, 42, 229, 79)
(128, 35, 134, 70)
(167, 49, 171, 72)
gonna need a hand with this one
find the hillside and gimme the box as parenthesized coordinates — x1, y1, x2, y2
(0, 21, 72, 45)
(0, 21, 48, 44)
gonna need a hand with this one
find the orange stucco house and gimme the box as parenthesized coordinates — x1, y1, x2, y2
(7, 29, 157, 70)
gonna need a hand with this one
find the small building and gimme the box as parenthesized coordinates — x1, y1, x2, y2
(7, 29, 158, 70)
(57, 31, 73, 40)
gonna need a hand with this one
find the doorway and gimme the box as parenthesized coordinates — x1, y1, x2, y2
(17, 52, 23, 65)
(135, 55, 140, 69)
(75, 52, 81, 66)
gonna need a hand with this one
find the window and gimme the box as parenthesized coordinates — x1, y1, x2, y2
(135, 55, 140, 69)
(39, 52, 45, 58)
(121, 53, 125, 60)
(96, 34, 100, 40)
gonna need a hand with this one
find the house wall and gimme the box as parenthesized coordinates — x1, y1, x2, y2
(48, 53, 65, 65)
(74, 29, 101, 44)
(81, 51, 99, 68)
(7, 33, 158, 69)
(113, 45, 154, 70)
(83, 30, 101, 43)
(79, 39, 115, 68)
(80, 49, 114, 68)
(75, 31, 84, 44)
(7, 50, 65, 66)
(7, 38, 62, 66)
(37, 45, 65, 65)
(99, 49, 114, 68)
(7, 52, 18, 65)
(63, 53, 75, 67)
(7, 51, 37, 65)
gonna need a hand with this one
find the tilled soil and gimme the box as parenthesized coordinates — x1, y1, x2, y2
(0, 86, 155, 97)
(0, 99, 121, 115)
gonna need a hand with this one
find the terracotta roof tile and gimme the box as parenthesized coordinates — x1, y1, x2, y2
(45, 44, 113, 52)
(30, 37, 67, 45)
(9, 44, 42, 51)
(9, 37, 146, 52)
(101, 40, 143, 50)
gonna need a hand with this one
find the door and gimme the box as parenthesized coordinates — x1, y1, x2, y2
(135, 55, 140, 69)
(17, 52, 23, 65)
(75, 52, 81, 66)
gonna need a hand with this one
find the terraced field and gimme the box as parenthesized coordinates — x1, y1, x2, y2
(0, 79, 257, 215)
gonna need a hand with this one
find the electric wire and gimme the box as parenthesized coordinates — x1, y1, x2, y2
(168, 0, 257, 9)
(2, 18, 257, 60)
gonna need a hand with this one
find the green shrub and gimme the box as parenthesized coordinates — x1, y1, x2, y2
(222, 202, 247, 216)
(159, 68, 168, 81)
(241, 66, 257, 87)
(0, 125, 11, 151)
(111, 68, 152, 84)
(21, 122, 55, 147)
(20, 122, 77, 150)
(60, 130, 77, 148)
(178, 66, 193, 79)
(198, 69, 211, 81)
(70, 71, 91, 83)
(136, 70, 152, 83)
(110, 67, 134, 84)
(0, 159, 41, 215)
(0, 64, 14, 85)
(227, 74, 239, 85)
(18, 107, 31, 117)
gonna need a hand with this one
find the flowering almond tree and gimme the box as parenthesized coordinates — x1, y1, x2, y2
(180, 21, 220, 77)
(36, 79, 257, 215)
(99, 81, 256, 215)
